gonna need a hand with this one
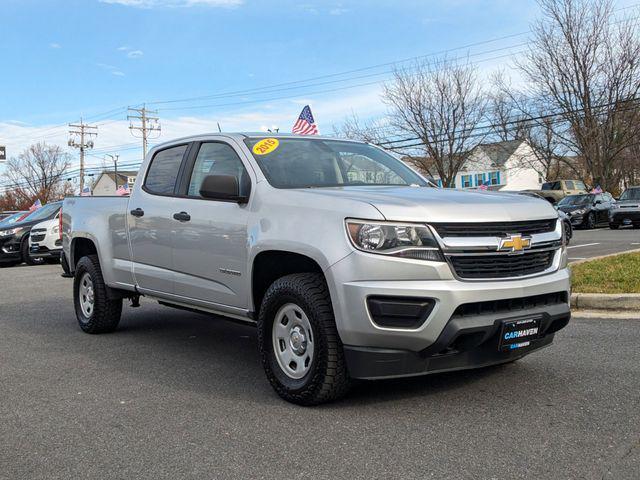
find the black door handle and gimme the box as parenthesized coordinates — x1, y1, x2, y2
(173, 211, 191, 222)
(130, 208, 144, 217)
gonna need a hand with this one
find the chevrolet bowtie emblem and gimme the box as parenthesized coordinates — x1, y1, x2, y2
(499, 234, 532, 253)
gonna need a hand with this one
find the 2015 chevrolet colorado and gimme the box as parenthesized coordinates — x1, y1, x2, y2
(62, 133, 571, 405)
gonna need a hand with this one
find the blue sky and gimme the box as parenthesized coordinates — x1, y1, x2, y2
(0, 0, 636, 174)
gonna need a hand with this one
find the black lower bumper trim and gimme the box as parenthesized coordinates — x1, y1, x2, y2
(344, 304, 571, 380)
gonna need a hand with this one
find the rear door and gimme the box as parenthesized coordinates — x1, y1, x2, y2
(170, 140, 252, 309)
(128, 143, 190, 295)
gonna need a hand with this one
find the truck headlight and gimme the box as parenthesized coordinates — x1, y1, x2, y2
(346, 220, 444, 261)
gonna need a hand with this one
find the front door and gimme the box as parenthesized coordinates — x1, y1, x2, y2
(171, 141, 252, 309)
(128, 143, 190, 295)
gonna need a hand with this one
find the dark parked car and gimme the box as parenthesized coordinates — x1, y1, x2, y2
(0, 202, 62, 266)
(609, 186, 640, 229)
(557, 193, 615, 229)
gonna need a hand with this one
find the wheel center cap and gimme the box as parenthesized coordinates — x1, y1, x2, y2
(289, 326, 307, 355)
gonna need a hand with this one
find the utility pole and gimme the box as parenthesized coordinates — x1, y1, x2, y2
(105, 154, 119, 192)
(68, 119, 97, 194)
(128, 104, 161, 159)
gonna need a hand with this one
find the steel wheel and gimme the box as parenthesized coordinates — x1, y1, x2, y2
(78, 272, 95, 319)
(272, 303, 315, 379)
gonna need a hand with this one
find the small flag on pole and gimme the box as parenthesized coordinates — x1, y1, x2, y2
(116, 184, 130, 196)
(29, 199, 42, 211)
(292, 105, 319, 135)
(80, 186, 92, 196)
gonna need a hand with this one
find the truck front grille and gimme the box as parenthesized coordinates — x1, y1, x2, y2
(30, 233, 46, 242)
(431, 219, 556, 237)
(452, 291, 568, 318)
(449, 250, 555, 279)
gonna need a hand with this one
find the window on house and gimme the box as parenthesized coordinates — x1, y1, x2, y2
(475, 173, 485, 187)
(461, 175, 472, 188)
(488, 171, 500, 185)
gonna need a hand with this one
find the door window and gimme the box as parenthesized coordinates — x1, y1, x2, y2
(187, 142, 250, 197)
(144, 145, 188, 195)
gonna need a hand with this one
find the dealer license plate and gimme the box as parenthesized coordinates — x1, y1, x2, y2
(499, 317, 541, 351)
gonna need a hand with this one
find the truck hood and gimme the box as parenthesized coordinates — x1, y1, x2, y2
(299, 186, 558, 223)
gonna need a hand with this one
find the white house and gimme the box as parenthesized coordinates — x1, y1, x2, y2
(432, 139, 545, 191)
(92, 171, 138, 196)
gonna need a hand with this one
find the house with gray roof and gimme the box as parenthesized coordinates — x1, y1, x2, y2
(431, 139, 545, 190)
(92, 171, 138, 196)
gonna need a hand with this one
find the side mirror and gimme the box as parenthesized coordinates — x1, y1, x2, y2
(199, 175, 248, 203)
(594, 199, 602, 205)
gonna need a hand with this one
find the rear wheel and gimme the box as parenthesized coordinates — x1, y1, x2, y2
(609, 223, 619, 230)
(73, 255, 122, 334)
(257, 273, 351, 405)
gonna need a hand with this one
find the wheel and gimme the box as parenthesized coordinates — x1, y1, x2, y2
(22, 240, 44, 265)
(609, 223, 619, 230)
(563, 220, 572, 244)
(257, 273, 351, 405)
(45, 257, 60, 264)
(73, 255, 122, 334)
(585, 212, 596, 229)
(633, 223, 640, 229)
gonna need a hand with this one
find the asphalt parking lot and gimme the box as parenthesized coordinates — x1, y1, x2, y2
(568, 227, 639, 262)
(1, 264, 639, 479)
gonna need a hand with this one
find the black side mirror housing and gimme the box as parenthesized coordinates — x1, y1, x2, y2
(594, 199, 602, 205)
(199, 175, 248, 203)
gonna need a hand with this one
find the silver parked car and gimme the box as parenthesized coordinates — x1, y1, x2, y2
(62, 133, 571, 405)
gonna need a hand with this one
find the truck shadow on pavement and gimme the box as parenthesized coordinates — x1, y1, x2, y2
(11, 295, 541, 407)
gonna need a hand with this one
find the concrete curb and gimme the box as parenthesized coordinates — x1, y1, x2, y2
(569, 247, 640, 265)
(571, 292, 640, 310)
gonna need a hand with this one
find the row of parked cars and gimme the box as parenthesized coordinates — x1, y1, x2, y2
(0, 201, 63, 267)
(556, 187, 640, 230)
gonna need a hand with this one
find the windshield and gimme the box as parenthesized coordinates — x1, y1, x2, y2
(620, 188, 640, 201)
(558, 194, 593, 206)
(0, 212, 27, 226)
(19, 203, 61, 223)
(541, 181, 561, 190)
(244, 137, 427, 189)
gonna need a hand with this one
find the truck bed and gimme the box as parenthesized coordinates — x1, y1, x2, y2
(62, 196, 135, 290)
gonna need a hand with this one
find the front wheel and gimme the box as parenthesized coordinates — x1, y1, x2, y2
(22, 240, 44, 265)
(73, 255, 122, 334)
(609, 223, 619, 230)
(257, 273, 351, 405)
(585, 212, 596, 229)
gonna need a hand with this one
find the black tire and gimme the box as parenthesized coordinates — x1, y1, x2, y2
(609, 223, 619, 230)
(257, 273, 351, 405)
(73, 255, 122, 334)
(45, 257, 60, 264)
(585, 212, 596, 229)
(22, 240, 44, 266)
(634, 223, 640, 229)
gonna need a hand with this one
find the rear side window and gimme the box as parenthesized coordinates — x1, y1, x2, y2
(144, 145, 188, 195)
(565, 181, 575, 189)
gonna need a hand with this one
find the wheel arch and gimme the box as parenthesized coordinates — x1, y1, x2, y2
(251, 250, 326, 315)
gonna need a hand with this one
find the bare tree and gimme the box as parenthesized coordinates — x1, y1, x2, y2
(516, 0, 640, 191)
(382, 58, 487, 187)
(3, 142, 71, 204)
(333, 112, 390, 144)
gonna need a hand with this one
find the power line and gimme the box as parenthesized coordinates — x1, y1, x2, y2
(127, 105, 161, 159)
(68, 119, 98, 193)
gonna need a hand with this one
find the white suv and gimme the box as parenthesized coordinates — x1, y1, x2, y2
(29, 215, 62, 263)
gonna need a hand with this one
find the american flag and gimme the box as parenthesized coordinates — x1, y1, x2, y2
(80, 186, 92, 196)
(292, 105, 319, 135)
(29, 199, 42, 211)
(116, 184, 130, 196)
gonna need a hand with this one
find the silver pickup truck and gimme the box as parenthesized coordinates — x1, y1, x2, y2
(62, 133, 571, 405)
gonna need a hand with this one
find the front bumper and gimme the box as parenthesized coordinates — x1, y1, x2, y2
(344, 303, 569, 379)
(327, 251, 570, 352)
(0, 235, 22, 263)
(29, 245, 62, 258)
(610, 209, 640, 225)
